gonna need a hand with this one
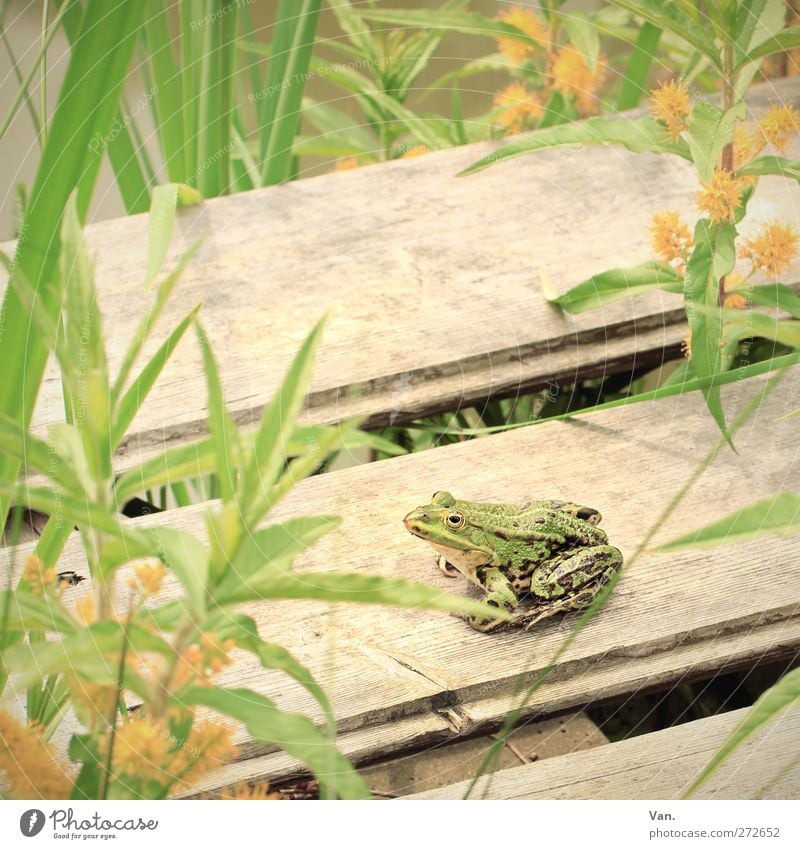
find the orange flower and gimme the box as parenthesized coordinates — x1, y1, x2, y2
(740, 222, 800, 278)
(334, 157, 360, 172)
(496, 6, 549, 64)
(550, 46, 605, 114)
(696, 169, 746, 223)
(0, 710, 73, 798)
(758, 103, 800, 154)
(723, 293, 747, 309)
(649, 211, 693, 264)
(649, 79, 691, 140)
(493, 82, 543, 133)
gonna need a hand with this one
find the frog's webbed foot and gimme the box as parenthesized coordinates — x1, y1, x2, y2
(466, 567, 518, 633)
(436, 554, 460, 578)
(514, 591, 598, 631)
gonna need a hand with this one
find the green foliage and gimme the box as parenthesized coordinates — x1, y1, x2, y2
(661, 492, 800, 550)
(463, 0, 800, 445)
(0, 204, 501, 800)
(684, 667, 800, 797)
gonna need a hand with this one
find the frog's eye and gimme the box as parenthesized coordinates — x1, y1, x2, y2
(445, 512, 465, 529)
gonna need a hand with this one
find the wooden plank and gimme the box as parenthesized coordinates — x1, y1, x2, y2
(187, 618, 800, 795)
(4, 369, 799, 793)
(2, 79, 799, 481)
(408, 706, 800, 799)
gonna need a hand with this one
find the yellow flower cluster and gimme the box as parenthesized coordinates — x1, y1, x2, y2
(106, 714, 237, 791)
(128, 560, 166, 598)
(0, 710, 74, 798)
(21, 554, 56, 596)
(758, 103, 800, 154)
(696, 169, 747, 223)
(550, 46, 605, 115)
(68, 677, 119, 731)
(496, 5, 549, 65)
(733, 122, 766, 171)
(740, 221, 800, 279)
(493, 82, 543, 133)
(649, 211, 693, 266)
(649, 79, 691, 140)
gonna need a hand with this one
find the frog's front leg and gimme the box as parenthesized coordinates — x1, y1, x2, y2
(518, 544, 623, 630)
(467, 567, 519, 633)
(436, 554, 460, 578)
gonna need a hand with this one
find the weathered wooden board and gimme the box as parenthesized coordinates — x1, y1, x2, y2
(408, 706, 800, 799)
(4, 369, 799, 793)
(2, 79, 799, 482)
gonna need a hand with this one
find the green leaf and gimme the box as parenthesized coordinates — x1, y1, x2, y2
(218, 570, 505, 622)
(544, 261, 682, 313)
(111, 303, 201, 449)
(0, 414, 80, 495)
(684, 667, 800, 796)
(143, 527, 208, 616)
(0, 591, 77, 634)
(604, 0, 721, 69)
(195, 320, 239, 503)
(561, 12, 601, 73)
(181, 685, 370, 799)
(212, 516, 341, 605)
(0, 1, 146, 527)
(239, 316, 326, 527)
(142, 0, 187, 184)
(687, 101, 746, 183)
(683, 220, 735, 445)
(736, 25, 800, 69)
(203, 612, 334, 731)
(661, 492, 800, 551)
(111, 238, 203, 408)
(145, 184, 179, 288)
(462, 115, 691, 175)
(617, 22, 661, 110)
(59, 193, 113, 484)
(359, 7, 553, 53)
(3, 620, 166, 691)
(745, 283, 800, 318)
(737, 156, 800, 182)
(715, 307, 800, 349)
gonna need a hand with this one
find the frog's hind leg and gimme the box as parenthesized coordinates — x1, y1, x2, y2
(523, 500, 602, 525)
(518, 544, 622, 630)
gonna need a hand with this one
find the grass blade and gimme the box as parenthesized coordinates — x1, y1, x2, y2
(259, 0, 322, 185)
(0, 0, 146, 527)
(617, 22, 661, 110)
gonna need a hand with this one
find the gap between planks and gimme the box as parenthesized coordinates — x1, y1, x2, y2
(405, 705, 800, 800)
(2, 80, 798, 480)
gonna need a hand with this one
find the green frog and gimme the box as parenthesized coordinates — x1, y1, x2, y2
(403, 492, 623, 633)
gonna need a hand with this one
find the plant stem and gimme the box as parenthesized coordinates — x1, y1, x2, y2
(719, 38, 736, 305)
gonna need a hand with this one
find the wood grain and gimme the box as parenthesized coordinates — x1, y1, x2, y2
(5, 369, 799, 793)
(2, 79, 799, 481)
(408, 706, 800, 799)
